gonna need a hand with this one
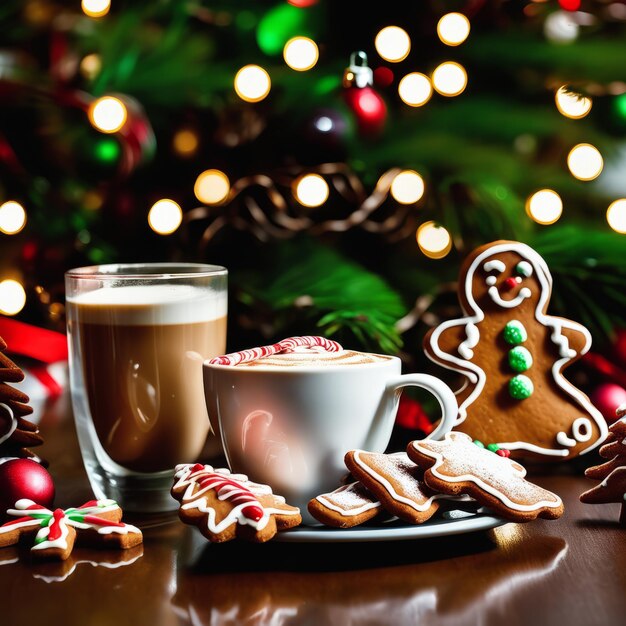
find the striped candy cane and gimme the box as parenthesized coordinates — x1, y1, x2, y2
(208, 336, 342, 366)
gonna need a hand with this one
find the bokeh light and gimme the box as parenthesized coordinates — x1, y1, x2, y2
(526, 189, 563, 225)
(0, 201, 27, 235)
(172, 129, 199, 157)
(437, 13, 471, 46)
(283, 37, 319, 71)
(148, 199, 183, 235)
(293, 174, 329, 207)
(416, 222, 452, 259)
(0, 279, 26, 316)
(555, 86, 592, 119)
(398, 72, 432, 107)
(607, 199, 626, 233)
(81, 0, 111, 18)
(432, 62, 467, 96)
(79, 53, 102, 80)
(567, 143, 603, 181)
(234, 65, 271, 102)
(194, 170, 230, 205)
(88, 96, 127, 133)
(390, 170, 425, 204)
(375, 26, 411, 63)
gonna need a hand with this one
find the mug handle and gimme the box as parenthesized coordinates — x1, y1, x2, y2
(385, 373, 458, 441)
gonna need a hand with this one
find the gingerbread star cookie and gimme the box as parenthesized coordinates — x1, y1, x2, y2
(408, 432, 564, 521)
(171, 464, 301, 543)
(0, 499, 143, 560)
(308, 482, 382, 528)
(424, 240, 607, 461)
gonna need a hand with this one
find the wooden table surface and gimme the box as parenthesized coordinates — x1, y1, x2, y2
(2, 397, 625, 626)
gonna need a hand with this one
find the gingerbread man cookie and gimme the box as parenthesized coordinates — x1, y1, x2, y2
(408, 432, 564, 521)
(424, 240, 607, 460)
(171, 464, 301, 542)
(0, 499, 142, 560)
(308, 482, 381, 528)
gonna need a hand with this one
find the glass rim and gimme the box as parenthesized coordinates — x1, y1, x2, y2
(65, 262, 227, 280)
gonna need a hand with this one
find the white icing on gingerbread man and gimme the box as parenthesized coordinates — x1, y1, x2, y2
(425, 240, 608, 460)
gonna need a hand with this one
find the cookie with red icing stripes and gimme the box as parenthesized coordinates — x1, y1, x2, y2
(171, 464, 301, 543)
(0, 498, 142, 561)
(408, 432, 564, 522)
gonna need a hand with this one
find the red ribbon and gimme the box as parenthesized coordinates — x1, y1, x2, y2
(395, 395, 434, 435)
(0, 317, 67, 364)
(0, 317, 67, 398)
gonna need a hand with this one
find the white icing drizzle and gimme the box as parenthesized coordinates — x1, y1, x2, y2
(315, 483, 381, 517)
(488, 286, 532, 308)
(555, 432, 577, 448)
(572, 417, 592, 442)
(173, 464, 299, 535)
(483, 260, 506, 273)
(411, 433, 563, 512)
(32, 517, 71, 552)
(516, 261, 533, 277)
(458, 323, 480, 360)
(486, 276, 497, 286)
(426, 241, 608, 456)
(0, 403, 17, 446)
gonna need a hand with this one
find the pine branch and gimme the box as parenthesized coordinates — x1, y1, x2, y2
(529, 226, 626, 343)
(234, 238, 407, 353)
(464, 32, 626, 84)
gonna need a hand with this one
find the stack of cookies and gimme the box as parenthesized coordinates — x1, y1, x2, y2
(309, 431, 564, 528)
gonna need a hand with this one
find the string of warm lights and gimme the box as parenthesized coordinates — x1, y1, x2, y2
(526, 189, 563, 225)
(88, 96, 128, 133)
(28, 1, 626, 286)
(0, 201, 27, 235)
(0, 280, 27, 316)
(81, 0, 111, 19)
(283, 37, 319, 71)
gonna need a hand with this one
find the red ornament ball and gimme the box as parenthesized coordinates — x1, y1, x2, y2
(373, 66, 394, 88)
(558, 0, 581, 11)
(591, 383, 626, 423)
(0, 458, 55, 514)
(343, 87, 387, 136)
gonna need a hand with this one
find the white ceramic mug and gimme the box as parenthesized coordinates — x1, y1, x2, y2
(203, 355, 457, 523)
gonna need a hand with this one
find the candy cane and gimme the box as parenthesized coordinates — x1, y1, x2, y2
(208, 335, 342, 366)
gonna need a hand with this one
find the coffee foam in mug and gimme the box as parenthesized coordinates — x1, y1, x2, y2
(67, 285, 227, 326)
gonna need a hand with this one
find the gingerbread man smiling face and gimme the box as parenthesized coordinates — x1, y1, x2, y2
(424, 240, 608, 461)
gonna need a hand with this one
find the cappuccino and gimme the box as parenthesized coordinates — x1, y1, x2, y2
(237, 348, 390, 368)
(67, 285, 226, 472)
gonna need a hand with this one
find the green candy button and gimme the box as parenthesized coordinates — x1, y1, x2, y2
(509, 374, 534, 400)
(508, 346, 533, 372)
(503, 320, 527, 346)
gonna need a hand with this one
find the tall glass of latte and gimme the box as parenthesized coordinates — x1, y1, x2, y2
(66, 264, 227, 512)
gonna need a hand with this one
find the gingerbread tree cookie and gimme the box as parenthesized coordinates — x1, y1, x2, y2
(171, 464, 301, 542)
(0, 337, 44, 461)
(424, 240, 607, 461)
(580, 407, 626, 524)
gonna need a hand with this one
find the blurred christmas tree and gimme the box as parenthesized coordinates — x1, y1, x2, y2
(1, 0, 626, 370)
